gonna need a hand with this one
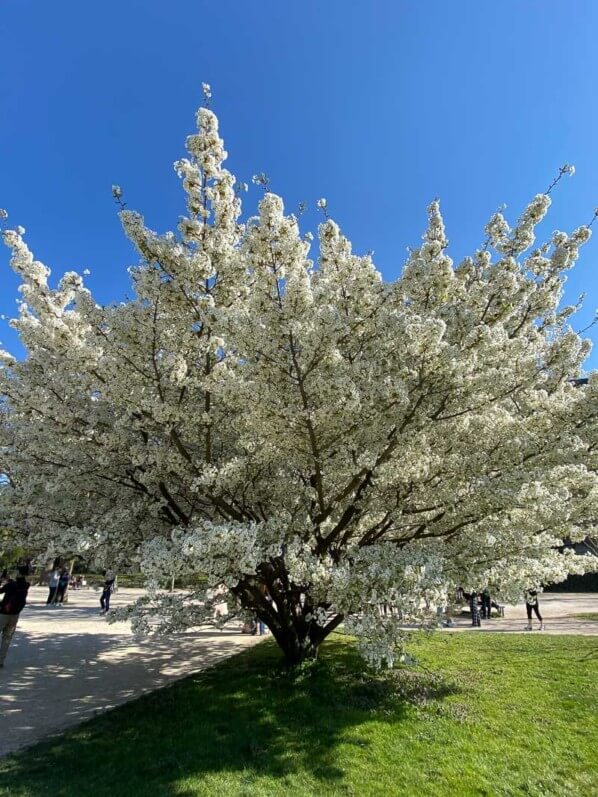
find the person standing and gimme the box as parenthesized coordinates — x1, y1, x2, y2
(481, 588, 492, 620)
(0, 568, 30, 668)
(46, 567, 61, 606)
(463, 590, 482, 627)
(56, 568, 70, 605)
(525, 590, 545, 631)
(99, 570, 116, 615)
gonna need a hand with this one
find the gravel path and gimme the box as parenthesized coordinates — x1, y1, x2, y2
(0, 586, 258, 758)
(0, 588, 596, 758)
(447, 592, 598, 634)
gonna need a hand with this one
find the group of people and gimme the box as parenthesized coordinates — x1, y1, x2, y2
(459, 587, 545, 630)
(45, 568, 91, 605)
(0, 565, 119, 668)
(46, 567, 71, 606)
(459, 588, 500, 627)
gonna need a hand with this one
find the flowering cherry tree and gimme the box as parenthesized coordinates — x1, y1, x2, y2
(1, 98, 597, 665)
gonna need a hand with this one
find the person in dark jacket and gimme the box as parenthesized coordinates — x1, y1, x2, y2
(481, 588, 492, 619)
(56, 568, 70, 605)
(99, 570, 116, 615)
(0, 568, 30, 667)
(461, 589, 482, 627)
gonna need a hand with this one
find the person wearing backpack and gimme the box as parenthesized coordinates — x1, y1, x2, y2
(0, 567, 30, 668)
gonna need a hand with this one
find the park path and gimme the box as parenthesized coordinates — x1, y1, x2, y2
(0, 586, 258, 758)
(446, 592, 598, 634)
(1, 589, 597, 759)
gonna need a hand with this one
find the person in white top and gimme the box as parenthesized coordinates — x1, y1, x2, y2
(46, 568, 61, 605)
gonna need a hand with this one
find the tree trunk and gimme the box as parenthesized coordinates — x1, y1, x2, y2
(235, 560, 345, 666)
(253, 600, 341, 665)
(268, 621, 321, 665)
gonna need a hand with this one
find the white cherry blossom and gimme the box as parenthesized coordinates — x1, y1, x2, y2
(1, 106, 597, 666)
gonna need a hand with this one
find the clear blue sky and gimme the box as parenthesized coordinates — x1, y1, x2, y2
(2, 1, 598, 367)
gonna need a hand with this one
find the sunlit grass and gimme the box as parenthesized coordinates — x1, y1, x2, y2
(0, 633, 596, 796)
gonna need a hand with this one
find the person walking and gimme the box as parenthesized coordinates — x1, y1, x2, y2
(56, 568, 70, 605)
(46, 567, 61, 606)
(525, 590, 545, 631)
(99, 570, 116, 615)
(0, 567, 30, 668)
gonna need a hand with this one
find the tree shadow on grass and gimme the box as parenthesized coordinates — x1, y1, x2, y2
(0, 635, 461, 796)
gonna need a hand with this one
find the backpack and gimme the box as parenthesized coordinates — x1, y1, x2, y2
(0, 581, 29, 615)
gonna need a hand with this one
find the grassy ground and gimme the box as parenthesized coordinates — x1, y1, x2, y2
(0, 633, 596, 797)
(572, 612, 598, 621)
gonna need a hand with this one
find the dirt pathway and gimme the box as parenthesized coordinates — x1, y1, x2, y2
(0, 586, 258, 758)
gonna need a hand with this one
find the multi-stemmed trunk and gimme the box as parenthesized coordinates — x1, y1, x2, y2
(259, 608, 345, 665)
(235, 563, 344, 665)
(267, 619, 324, 665)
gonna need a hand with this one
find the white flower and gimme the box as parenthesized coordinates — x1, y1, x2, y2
(252, 172, 269, 187)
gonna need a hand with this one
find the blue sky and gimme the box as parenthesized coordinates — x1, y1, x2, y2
(2, 1, 598, 367)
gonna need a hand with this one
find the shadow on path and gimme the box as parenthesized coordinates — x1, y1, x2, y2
(0, 627, 253, 758)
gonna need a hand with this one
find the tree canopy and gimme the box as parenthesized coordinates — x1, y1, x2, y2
(1, 99, 597, 664)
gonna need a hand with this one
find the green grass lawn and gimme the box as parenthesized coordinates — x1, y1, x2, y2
(1, 633, 596, 797)
(572, 612, 598, 621)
